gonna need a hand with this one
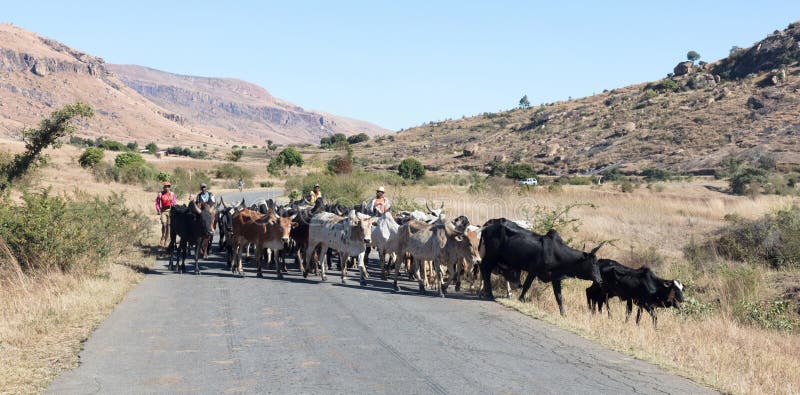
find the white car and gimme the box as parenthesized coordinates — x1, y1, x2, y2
(519, 177, 538, 186)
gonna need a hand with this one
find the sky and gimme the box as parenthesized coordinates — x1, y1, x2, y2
(4, 1, 800, 130)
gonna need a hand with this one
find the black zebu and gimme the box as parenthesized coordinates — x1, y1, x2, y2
(479, 218, 605, 316)
(168, 201, 216, 274)
(586, 258, 684, 328)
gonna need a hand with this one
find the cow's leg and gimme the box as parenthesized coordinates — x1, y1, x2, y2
(392, 251, 403, 292)
(416, 259, 426, 294)
(339, 250, 348, 284)
(379, 249, 387, 281)
(635, 305, 643, 325)
(479, 261, 495, 300)
(518, 272, 536, 302)
(357, 251, 368, 286)
(295, 244, 306, 275)
(605, 295, 613, 319)
(255, 245, 264, 278)
(553, 280, 566, 317)
(167, 235, 175, 271)
(646, 305, 658, 328)
(314, 243, 328, 281)
(194, 238, 201, 275)
(625, 300, 633, 322)
(436, 262, 445, 297)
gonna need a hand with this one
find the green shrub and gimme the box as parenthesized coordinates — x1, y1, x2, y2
(346, 133, 370, 145)
(505, 164, 536, 180)
(227, 149, 244, 162)
(0, 190, 148, 274)
(320, 133, 347, 149)
(643, 89, 658, 99)
(156, 172, 170, 182)
(740, 300, 798, 332)
(114, 152, 145, 168)
(327, 156, 353, 175)
(713, 206, 800, 268)
(641, 167, 672, 182)
(165, 146, 207, 159)
(145, 142, 158, 154)
(619, 179, 635, 193)
(98, 139, 127, 151)
(729, 166, 768, 195)
(259, 181, 275, 188)
(214, 163, 253, 180)
(277, 148, 304, 167)
(600, 167, 623, 182)
(78, 147, 104, 168)
(398, 158, 425, 180)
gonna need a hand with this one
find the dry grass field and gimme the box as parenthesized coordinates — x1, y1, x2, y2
(397, 181, 800, 394)
(2, 139, 799, 394)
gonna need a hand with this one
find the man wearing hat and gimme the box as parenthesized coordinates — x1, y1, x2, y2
(367, 186, 392, 215)
(309, 183, 322, 203)
(155, 181, 177, 247)
(195, 183, 215, 205)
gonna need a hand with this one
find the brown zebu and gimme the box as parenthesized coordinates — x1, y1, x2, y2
(230, 208, 296, 277)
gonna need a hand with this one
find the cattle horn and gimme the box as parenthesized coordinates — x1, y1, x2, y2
(425, 200, 433, 214)
(589, 241, 607, 255)
(440, 201, 444, 210)
(220, 197, 229, 209)
(192, 201, 202, 215)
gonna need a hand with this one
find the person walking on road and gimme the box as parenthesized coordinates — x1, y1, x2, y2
(238, 178, 244, 192)
(195, 183, 215, 205)
(156, 181, 177, 247)
(367, 186, 392, 215)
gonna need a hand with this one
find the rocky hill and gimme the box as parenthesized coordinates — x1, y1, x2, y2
(0, 23, 214, 145)
(107, 65, 388, 144)
(359, 21, 800, 175)
(0, 24, 388, 147)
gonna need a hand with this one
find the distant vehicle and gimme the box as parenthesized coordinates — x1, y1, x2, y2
(519, 177, 538, 186)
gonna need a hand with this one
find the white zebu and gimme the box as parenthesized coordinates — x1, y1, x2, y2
(306, 210, 373, 285)
(395, 217, 481, 297)
(370, 211, 402, 280)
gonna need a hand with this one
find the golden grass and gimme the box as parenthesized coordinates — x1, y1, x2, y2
(399, 182, 800, 394)
(0, 244, 156, 394)
(0, 139, 162, 393)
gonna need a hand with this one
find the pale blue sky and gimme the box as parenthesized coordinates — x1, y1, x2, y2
(4, 1, 800, 130)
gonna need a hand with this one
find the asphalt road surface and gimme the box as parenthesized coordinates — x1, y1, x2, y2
(48, 190, 715, 394)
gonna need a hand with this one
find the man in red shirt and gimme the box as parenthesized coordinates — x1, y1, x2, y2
(155, 181, 177, 247)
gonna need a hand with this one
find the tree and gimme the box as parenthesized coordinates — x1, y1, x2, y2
(346, 133, 370, 145)
(276, 147, 304, 168)
(398, 158, 425, 180)
(126, 141, 138, 151)
(78, 147, 104, 168)
(687, 50, 701, 63)
(519, 95, 531, 109)
(114, 152, 145, 168)
(1, 103, 93, 191)
(145, 142, 159, 154)
(227, 149, 244, 162)
(327, 155, 353, 174)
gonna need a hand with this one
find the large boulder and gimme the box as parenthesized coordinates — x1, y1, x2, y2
(463, 144, 480, 157)
(673, 61, 694, 77)
(546, 143, 561, 157)
(31, 61, 48, 77)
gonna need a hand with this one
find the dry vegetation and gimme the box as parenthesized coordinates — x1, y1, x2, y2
(396, 181, 799, 394)
(0, 139, 161, 394)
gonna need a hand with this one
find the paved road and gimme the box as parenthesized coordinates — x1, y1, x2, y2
(48, 190, 715, 394)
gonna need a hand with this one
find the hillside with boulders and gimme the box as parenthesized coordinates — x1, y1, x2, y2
(357, 21, 800, 176)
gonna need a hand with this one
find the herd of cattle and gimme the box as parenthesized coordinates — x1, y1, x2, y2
(166, 196, 685, 327)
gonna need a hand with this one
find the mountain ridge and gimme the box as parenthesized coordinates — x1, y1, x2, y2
(0, 23, 388, 146)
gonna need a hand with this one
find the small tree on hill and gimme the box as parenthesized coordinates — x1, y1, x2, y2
(78, 147, 104, 168)
(114, 152, 145, 168)
(687, 50, 701, 63)
(227, 149, 244, 162)
(519, 95, 531, 109)
(398, 158, 425, 180)
(145, 142, 159, 154)
(1, 102, 93, 192)
(277, 147, 304, 168)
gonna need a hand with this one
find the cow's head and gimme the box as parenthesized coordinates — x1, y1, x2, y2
(277, 214, 298, 248)
(193, 202, 216, 257)
(663, 279, 685, 308)
(445, 221, 481, 266)
(425, 200, 445, 218)
(348, 210, 372, 244)
(578, 239, 606, 285)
